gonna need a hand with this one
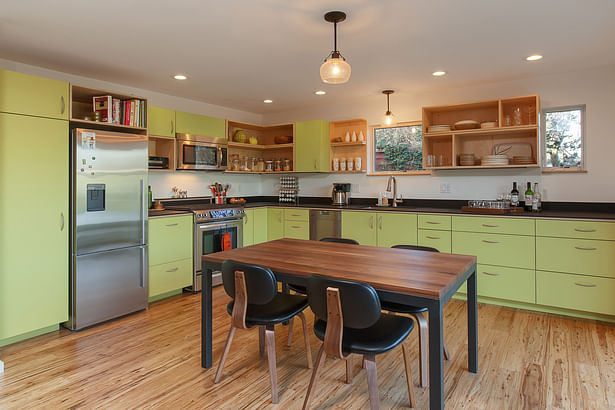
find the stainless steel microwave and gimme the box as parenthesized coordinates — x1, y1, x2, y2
(176, 134, 227, 171)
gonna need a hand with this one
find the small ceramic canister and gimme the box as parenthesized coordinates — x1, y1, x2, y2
(340, 158, 347, 171)
(333, 157, 339, 171)
(347, 158, 354, 171)
(354, 157, 362, 171)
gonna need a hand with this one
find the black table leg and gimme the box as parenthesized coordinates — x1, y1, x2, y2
(467, 267, 478, 373)
(428, 300, 444, 410)
(201, 267, 213, 368)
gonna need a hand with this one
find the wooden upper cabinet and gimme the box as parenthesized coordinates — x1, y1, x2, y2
(148, 106, 176, 138)
(0, 69, 69, 120)
(175, 110, 226, 138)
(295, 120, 330, 172)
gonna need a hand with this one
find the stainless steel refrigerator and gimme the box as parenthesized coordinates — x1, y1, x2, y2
(65, 128, 148, 330)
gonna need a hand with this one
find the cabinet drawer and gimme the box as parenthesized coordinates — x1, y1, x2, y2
(149, 258, 192, 298)
(453, 216, 534, 235)
(476, 264, 535, 303)
(537, 270, 615, 315)
(284, 220, 309, 240)
(452, 232, 535, 269)
(418, 229, 451, 253)
(418, 214, 451, 230)
(536, 237, 615, 278)
(149, 215, 193, 266)
(283, 209, 309, 222)
(536, 219, 615, 241)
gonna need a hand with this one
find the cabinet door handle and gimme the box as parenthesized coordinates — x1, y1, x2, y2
(379, 216, 383, 230)
(574, 246, 597, 251)
(291, 225, 301, 229)
(426, 235, 441, 240)
(574, 228, 596, 232)
(244, 214, 249, 224)
(60, 212, 65, 231)
(291, 214, 302, 217)
(165, 267, 179, 273)
(171, 120, 174, 134)
(482, 239, 500, 244)
(314, 160, 317, 169)
(482, 224, 498, 227)
(482, 271, 500, 276)
(60, 96, 65, 114)
(426, 221, 441, 225)
(369, 216, 374, 229)
(165, 223, 179, 227)
(574, 282, 597, 288)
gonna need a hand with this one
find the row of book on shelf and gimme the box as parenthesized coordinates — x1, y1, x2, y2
(93, 96, 146, 127)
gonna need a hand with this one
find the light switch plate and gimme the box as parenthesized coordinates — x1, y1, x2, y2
(440, 183, 451, 193)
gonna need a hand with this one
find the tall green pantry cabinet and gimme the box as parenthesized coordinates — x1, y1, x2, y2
(0, 69, 69, 345)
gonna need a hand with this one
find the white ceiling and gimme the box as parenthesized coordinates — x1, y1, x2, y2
(1, 0, 614, 115)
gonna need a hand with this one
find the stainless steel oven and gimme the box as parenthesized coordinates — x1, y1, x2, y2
(192, 208, 244, 291)
(176, 134, 227, 171)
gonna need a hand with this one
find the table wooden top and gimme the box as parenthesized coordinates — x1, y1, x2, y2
(202, 239, 476, 299)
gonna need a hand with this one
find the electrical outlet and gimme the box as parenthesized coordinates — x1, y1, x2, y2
(351, 184, 359, 193)
(440, 183, 451, 193)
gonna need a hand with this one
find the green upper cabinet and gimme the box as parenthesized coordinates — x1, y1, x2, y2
(295, 120, 330, 172)
(267, 208, 284, 241)
(175, 110, 226, 138)
(0, 113, 69, 341)
(377, 212, 418, 248)
(148, 106, 176, 137)
(243, 209, 255, 247)
(342, 211, 377, 246)
(0, 69, 69, 120)
(253, 208, 268, 244)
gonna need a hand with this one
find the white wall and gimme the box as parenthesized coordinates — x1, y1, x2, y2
(263, 65, 615, 202)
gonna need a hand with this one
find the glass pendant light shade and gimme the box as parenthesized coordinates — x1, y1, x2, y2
(382, 111, 396, 126)
(320, 55, 351, 84)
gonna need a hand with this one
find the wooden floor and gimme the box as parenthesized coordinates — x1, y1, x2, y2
(1, 288, 614, 409)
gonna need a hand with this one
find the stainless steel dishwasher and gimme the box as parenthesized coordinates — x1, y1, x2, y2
(309, 209, 341, 240)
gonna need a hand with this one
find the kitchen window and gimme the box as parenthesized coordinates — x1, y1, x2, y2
(542, 105, 585, 171)
(372, 121, 428, 174)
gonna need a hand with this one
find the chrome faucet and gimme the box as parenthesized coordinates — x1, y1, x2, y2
(386, 176, 403, 207)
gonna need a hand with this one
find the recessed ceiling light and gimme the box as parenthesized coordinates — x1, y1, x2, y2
(432, 71, 446, 77)
(314, 90, 326, 95)
(173, 74, 187, 80)
(263, 99, 273, 104)
(526, 54, 543, 61)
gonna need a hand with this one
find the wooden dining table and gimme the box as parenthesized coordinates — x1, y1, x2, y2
(201, 238, 478, 410)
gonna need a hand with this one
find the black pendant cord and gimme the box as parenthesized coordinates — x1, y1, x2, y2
(386, 93, 390, 113)
(333, 21, 337, 52)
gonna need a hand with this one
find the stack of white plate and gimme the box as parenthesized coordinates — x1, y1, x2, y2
(480, 121, 497, 129)
(454, 120, 480, 130)
(429, 125, 451, 133)
(481, 154, 509, 166)
(459, 153, 475, 166)
(512, 156, 533, 165)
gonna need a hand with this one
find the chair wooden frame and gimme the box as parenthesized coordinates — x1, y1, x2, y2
(214, 270, 313, 404)
(303, 287, 415, 410)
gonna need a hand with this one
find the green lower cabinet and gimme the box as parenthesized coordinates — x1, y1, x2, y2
(418, 214, 451, 230)
(536, 237, 615, 278)
(476, 264, 535, 303)
(149, 215, 193, 266)
(453, 215, 535, 236)
(148, 106, 175, 137)
(243, 209, 254, 246)
(267, 208, 284, 241)
(536, 270, 615, 316)
(342, 211, 377, 246)
(536, 219, 615, 241)
(149, 258, 192, 298)
(418, 229, 451, 253)
(452, 231, 535, 269)
(175, 110, 226, 138)
(284, 220, 309, 240)
(377, 213, 417, 248)
(253, 208, 268, 244)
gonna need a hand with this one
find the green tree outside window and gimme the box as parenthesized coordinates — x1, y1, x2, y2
(374, 125, 423, 171)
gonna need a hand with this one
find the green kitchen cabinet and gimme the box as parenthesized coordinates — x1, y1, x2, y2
(0, 69, 69, 120)
(377, 212, 417, 248)
(0, 113, 69, 342)
(253, 208, 268, 244)
(475, 264, 535, 303)
(243, 209, 255, 246)
(452, 231, 535, 269)
(418, 229, 451, 253)
(149, 215, 193, 266)
(536, 219, 615, 241)
(452, 215, 535, 236)
(175, 110, 226, 138)
(149, 259, 193, 299)
(418, 214, 452, 230)
(295, 120, 330, 172)
(284, 220, 309, 240)
(536, 237, 615, 279)
(342, 211, 377, 246)
(267, 208, 284, 241)
(148, 106, 176, 137)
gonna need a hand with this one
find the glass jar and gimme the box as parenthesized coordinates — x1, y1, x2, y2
(283, 159, 291, 171)
(239, 156, 248, 171)
(265, 160, 273, 172)
(274, 159, 282, 172)
(257, 158, 265, 172)
(250, 157, 257, 171)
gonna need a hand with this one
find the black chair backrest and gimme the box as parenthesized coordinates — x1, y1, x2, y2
(392, 244, 439, 253)
(320, 237, 360, 245)
(221, 260, 277, 305)
(307, 274, 380, 329)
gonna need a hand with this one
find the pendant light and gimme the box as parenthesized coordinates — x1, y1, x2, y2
(320, 11, 351, 84)
(381, 90, 396, 125)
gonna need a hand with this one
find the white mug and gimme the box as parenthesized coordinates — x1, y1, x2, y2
(347, 158, 354, 171)
(333, 157, 339, 171)
(340, 158, 346, 171)
(354, 157, 361, 171)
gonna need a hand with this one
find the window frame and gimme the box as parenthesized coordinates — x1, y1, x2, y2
(541, 104, 586, 173)
(368, 120, 431, 176)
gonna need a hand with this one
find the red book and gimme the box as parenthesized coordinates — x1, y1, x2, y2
(93, 95, 113, 123)
(124, 101, 130, 125)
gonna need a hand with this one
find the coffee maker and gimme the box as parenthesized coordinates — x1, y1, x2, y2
(332, 183, 351, 206)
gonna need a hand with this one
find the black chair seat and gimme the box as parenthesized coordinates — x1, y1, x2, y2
(288, 284, 307, 294)
(381, 301, 427, 314)
(313, 313, 414, 355)
(227, 293, 308, 326)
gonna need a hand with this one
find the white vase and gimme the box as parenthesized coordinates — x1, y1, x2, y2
(344, 132, 350, 142)
(359, 131, 365, 142)
(351, 131, 357, 142)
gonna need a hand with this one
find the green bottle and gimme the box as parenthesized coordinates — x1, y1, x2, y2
(524, 182, 533, 211)
(148, 185, 153, 209)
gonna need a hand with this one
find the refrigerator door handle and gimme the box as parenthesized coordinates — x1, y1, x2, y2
(140, 179, 147, 244)
(141, 246, 148, 288)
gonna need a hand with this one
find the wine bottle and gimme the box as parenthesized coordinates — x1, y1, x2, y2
(532, 183, 541, 212)
(510, 182, 519, 207)
(524, 182, 533, 211)
(148, 185, 153, 209)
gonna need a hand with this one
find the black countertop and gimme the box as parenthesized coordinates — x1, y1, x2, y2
(148, 209, 193, 218)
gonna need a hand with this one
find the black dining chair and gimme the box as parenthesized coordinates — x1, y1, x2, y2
(302, 274, 416, 409)
(380, 244, 451, 388)
(286, 237, 360, 346)
(214, 260, 313, 404)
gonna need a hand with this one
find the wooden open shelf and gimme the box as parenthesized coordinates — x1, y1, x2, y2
(227, 121, 295, 172)
(228, 142, 293, 150)
(329, 119, 368, 173)
(148, 135, 175, 171)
